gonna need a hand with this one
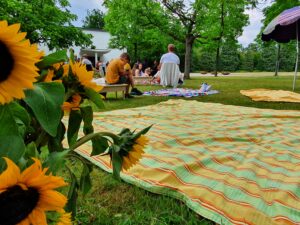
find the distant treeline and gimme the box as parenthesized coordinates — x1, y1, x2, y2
(191, 40, 298, 73)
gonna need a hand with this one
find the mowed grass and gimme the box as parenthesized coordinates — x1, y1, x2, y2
(74, 75, 300, 225)
(101, 76, 300, 111)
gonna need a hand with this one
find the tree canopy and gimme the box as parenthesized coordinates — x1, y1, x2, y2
(0, 0, 92, 50)
(104, 0, 259, 78)
(82, 9, 106, 30)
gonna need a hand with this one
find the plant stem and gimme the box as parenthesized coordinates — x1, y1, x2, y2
(35, 130, 47, 148)
(69, 132, 120, 151)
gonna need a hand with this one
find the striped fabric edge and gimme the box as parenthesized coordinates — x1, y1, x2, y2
(75, 148, 235, 225)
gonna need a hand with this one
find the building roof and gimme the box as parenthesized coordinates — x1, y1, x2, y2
(80, 48, 110, 57)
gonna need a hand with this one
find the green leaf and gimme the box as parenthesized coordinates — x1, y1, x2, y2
(43, 150, 68, 174)
(80, 106, 108, 155)
(133, 125, 153, 139)
(25, 142, 39, 158)
(66, 166, 79, 218)
(67, 110, 82, 146)
(79, 163, 93, 195)
(69, 49, 75, 64)
(8, 102, 30, 127)
(80, 106, 93, 135)
(112, 146, 122, 180)
(0, 105, 25, 171)
(48, 122, 66, 152)
(24, 82, 64, 137)
(8, 102, 31, 138)
(90, 136, 109, 156)
(36, 50, 68, 69)
(84, 87, 105, 109)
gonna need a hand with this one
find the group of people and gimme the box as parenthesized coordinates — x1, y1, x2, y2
(79, 44, 183, 98)
(104, 44, 183, 98)
(80, 54, 107, 76)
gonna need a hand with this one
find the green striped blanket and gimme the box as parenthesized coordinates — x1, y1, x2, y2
(76, 99, 300, 225)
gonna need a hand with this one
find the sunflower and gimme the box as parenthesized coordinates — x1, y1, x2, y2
(44, 69, 54, 82)
(52, 63, 64, 71)
(122, 135, 149, 171)
(70, 61, 103, 92)
(56, 210, 72, 225)
(0, 20, 39, 104)
(62, 64, 69, 77)
(31, 43, 45, 59)
(62, 94, 82, 113)
(0, 158, 67, 225)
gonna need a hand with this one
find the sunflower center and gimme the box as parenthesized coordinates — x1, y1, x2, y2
(0, 185, 39, 225)
(0, 40, 14, 82)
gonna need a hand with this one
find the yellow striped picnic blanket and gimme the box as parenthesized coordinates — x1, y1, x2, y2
(240, 89, 300, 103)
(76, 99, 300, 225)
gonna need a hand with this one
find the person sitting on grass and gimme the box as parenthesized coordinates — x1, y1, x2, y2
(135, 63, 144, 77)
(105, 53, 142, 98)
(143, 67, 151, 77)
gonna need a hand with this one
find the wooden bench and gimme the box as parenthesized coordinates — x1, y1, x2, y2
(99, 84, 127, 99)
(133, 76, 153, 85)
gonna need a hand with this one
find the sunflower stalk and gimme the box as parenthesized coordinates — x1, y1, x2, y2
(69, 132, 120, 152)
(64, 89, 77, 102)
(35, 130, 48, 148)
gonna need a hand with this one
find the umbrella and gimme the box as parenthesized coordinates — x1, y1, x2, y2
(262, 6, 300, 91)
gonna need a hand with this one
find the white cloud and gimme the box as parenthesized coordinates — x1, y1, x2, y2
(238, 1, 273, 47)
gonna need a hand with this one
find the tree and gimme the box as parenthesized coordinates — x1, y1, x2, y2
(202, 0, 249, 76)
(239, 43, 261, 71)
(82, 9, 105, 30)
(280, 41, 297, 71)
(0, 0, 92, 50)
(220, 41, 241, 72)
(104, 1, 182, 63)
(104, 0, 259, 78)
(254, 42, 276, 71)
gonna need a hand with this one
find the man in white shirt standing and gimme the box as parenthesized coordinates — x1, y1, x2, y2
(159, 44, 183, 87)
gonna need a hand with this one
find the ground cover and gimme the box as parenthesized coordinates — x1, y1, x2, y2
(74, 75, 300, 225)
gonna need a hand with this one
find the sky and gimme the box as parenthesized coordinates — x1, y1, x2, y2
(68, 0, 271, 47)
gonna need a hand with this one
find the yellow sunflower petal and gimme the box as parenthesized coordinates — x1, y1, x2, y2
(44, 69, 54, 82)
(0, 156, 68, 224)
(0, 20, 39, 104)
(128, 153, 139, 165)
(122, 157, 132, 171)
(21, 158, 67, 190)
(135, 135, 149, 146)
(0, 20, 8, 28)
(132, 144, 144, 154)
(70, 61, 103, 92)
(62, 102, 72, 112)
(0, 158, 20, 190)
(17, 218, 30, 225)
(20, 158, 42, 184)
(37, 190, 67, 211)
(62, 64, 69, 76)
(27, 208, 47, 225)
(57, 210, 72, 225)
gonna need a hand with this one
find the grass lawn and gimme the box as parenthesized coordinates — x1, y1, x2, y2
(74, 75, 300, 225)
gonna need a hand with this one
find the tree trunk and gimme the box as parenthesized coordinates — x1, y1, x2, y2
(214, 43, 221, 77)
(214, 0, 224, 77)
(184, 35, 195, 79)
(274, 43, 281, 76)
(134, 42, 138, 63)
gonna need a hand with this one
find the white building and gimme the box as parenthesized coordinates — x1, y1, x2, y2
(39, 28, 125, 66)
